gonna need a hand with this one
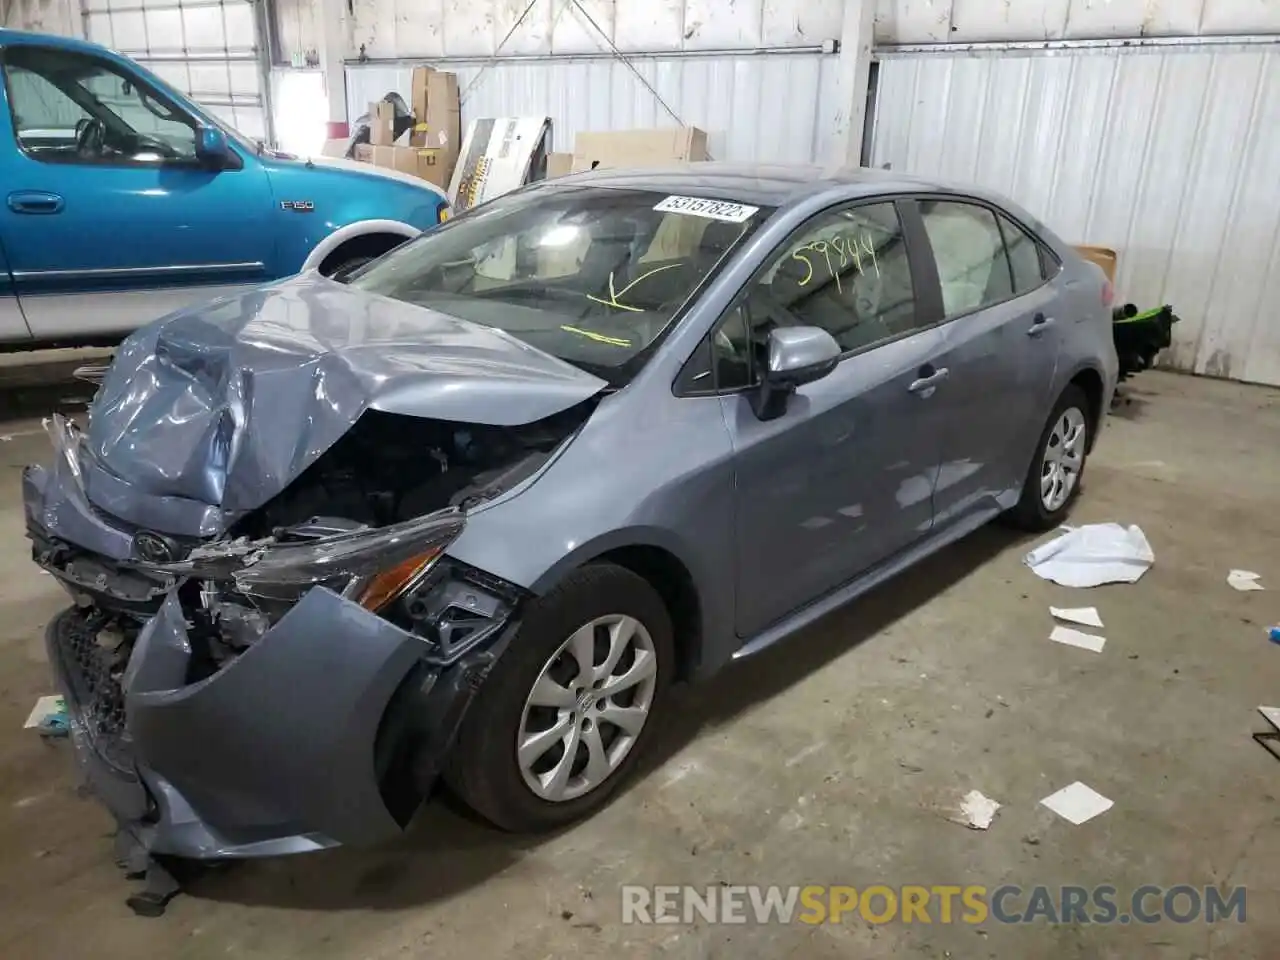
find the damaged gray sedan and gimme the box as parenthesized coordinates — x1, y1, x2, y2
(25, 165, 1117, 908)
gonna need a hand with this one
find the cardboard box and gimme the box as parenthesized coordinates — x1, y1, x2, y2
(545, 152, 574, 179)
(571, 127, 708, 173)
(409, 67, 461, 162)
(1074, 244, 1117, 284)
(355, 143, 454, 190)
(320, 138, 349, 159)
(368, 100, 395, 146)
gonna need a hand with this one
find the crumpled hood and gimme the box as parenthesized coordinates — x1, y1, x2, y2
(81, 273, 605, 536)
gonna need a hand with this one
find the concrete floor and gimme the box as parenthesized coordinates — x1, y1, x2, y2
(0, 369, 1278, 958)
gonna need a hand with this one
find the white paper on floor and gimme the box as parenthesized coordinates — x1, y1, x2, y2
(1040, 781, 1114, 825)
(1049, 625, 1107, 653)
(1258, 706, 1280, 732)
(952, 789, 1001, 830)
(1228, 569, 1265, 592)
(1024, 523, 1154, 588)
(1050, 606, 1104, 628)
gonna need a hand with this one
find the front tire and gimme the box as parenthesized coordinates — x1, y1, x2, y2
(1008, 384, 1091, 531)
(445, 563, 674, 832)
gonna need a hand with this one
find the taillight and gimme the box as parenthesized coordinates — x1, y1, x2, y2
(1101, 279, 1114, 308)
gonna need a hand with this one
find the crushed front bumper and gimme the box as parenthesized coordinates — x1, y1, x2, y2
(45, 589, 512, 859)
(26, 451, 516, 861)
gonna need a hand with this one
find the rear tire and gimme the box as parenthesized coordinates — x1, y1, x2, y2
(444, 563, 674, 833)
(1007, 384, 1091, 531)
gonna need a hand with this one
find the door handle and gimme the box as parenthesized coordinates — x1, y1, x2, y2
(1027, 313, 1056, 337)
(908, 365, 950, 394)
(7, 191, 65, 215)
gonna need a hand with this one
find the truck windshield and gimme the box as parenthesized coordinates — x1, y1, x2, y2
(348, 184, 770, 383)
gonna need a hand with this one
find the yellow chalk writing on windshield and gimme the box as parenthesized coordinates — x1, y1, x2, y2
(560, 325, 632, 347)
(585, 263, 682, 313)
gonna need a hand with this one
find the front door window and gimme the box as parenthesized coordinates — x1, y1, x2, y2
(3, 46, 198, 165)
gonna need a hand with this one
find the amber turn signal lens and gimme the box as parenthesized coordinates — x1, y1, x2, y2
(357, 548, 441, 611)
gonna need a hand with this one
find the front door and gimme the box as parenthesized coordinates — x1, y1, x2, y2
(719, 199, 948, 639)
(0, 43, 274, 339)
(0, 235, 30, 342)
(914, 199, 1063, 526)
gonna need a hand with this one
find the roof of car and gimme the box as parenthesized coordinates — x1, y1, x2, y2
(548, 162, 964, 209)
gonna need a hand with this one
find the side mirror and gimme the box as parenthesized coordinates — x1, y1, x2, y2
(195, 124, 232, 168)
(750, 326, 840, 421)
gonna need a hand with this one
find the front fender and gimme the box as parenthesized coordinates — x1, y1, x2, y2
(300, 219, 422, 273)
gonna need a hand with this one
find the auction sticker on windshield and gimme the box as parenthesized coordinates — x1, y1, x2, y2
(653, 195, 759, 223)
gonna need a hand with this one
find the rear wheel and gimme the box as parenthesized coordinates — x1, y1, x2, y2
(445, 563, 673, 832)
(1008, 384, 1091, 531)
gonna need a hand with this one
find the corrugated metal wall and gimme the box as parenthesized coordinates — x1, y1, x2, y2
(277, 0, 844, 61)
(346, 53, 840, 163)
(871, 46, 1280, 386)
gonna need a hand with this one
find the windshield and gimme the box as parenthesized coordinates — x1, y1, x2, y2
(349, 184, 771, 383)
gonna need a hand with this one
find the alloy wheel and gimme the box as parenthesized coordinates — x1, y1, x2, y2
(517, 614, 658, 802)
(1040, 406, 1087, 511)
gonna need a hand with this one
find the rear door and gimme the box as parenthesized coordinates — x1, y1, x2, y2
(0, 43, 274, 339)
(701, 199, 950, 639)
(913, 198, 1062, 527)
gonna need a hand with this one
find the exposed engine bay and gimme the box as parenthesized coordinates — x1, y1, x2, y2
(232, 405, 591, 535)
(174, 404, 593, 677)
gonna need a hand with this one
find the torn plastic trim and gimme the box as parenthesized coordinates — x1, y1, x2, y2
(44, 412, 84, 485)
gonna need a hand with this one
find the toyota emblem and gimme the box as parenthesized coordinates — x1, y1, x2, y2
(132, 531, 177, 563)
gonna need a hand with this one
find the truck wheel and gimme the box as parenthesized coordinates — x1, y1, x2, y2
(445, 563, 674, 832)
(1008, 384, 1091, 531)
(317, 234, 408, 280)
(324, 255, 376, 282)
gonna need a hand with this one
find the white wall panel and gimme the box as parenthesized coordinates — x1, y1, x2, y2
(873, 0, 1280, 44)
(871, 47, 1280, 385)
(347, 52, 838, 161)
(2, 0, 80, 36)
(275, 0, 842, 62)
(1200, 0, 1280, 35)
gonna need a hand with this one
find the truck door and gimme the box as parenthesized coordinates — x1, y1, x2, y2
(0, 42, 274, 339)
(0, 235, 32, 343)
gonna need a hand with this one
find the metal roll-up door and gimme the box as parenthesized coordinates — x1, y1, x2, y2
(81, 0, 272, 143)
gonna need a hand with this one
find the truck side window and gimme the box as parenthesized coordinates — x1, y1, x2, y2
(2, 46, 198, 166)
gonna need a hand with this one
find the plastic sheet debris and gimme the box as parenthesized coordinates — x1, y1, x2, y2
(1040, 782, 1113, 825)
(1227, 570, 1265, 592)
(1024, 524, 1154, 588)
(951, 789, 1001, 830)
(1049, 625, 1107, 653)
(1050, 606, 1104, 628)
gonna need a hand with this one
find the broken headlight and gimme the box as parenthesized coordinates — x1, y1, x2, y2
(154, 509, 466, 626)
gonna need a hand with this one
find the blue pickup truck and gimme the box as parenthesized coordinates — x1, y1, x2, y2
(0, 28, 450, 348)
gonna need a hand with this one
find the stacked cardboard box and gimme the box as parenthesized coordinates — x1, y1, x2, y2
(353, 68, 462, 190)
(570, 127, 709, 172)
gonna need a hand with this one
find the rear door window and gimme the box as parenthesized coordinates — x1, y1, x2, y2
(918, 201, 1014, 317)
(999, 214, 1047, 295)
